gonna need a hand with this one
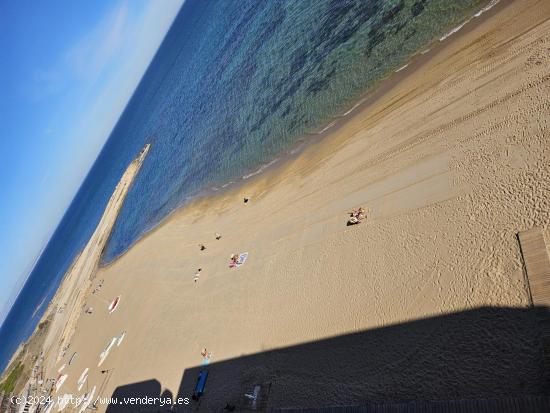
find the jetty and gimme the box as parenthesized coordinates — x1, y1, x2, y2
(45, 144, 150, 365)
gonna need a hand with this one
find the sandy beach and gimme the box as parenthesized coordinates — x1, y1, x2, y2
(30, 0, 550, 411)
(34, 146, 150, 389)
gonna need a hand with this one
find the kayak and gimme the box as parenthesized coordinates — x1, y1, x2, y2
(108, 296, 121, 313)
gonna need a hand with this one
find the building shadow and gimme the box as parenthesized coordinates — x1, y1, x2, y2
(106, 306, 550, 412)
(105, 379, 173, 413)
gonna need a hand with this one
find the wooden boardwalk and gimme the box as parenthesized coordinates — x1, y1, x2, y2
(518, 227, 550, 369)
(518, 227, 550, 306)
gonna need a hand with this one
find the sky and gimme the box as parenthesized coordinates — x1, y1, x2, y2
(0, 0, 184, 323)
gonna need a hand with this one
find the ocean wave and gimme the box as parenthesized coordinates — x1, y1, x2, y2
(31, 297, 47, 319)
(439, 19, 472, 41)
(475, 0, 500, 18)
(242, 158, 279, 180)
(340, 98, 367, 117)
(313, 120, 338, 135)
(440, 0, 500, 42)
(395, 63, 409, 73)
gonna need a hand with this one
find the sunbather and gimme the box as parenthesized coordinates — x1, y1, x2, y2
(194, 268, 202, 282)
(230, 254, 241, 267)
(348, 207, 366, 225)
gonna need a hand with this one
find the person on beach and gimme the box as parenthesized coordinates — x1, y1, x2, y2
(244, 197, 250, 204)
(215, 233, 222, 240)
(201, 348, 212, 365)
(229, 254, 239, 267)
(194, 268, 202, 282)
(348, 207, 366, 225)
(199, 244, 206, 251)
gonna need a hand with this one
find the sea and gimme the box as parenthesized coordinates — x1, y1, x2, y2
(0, 0, 496, 374)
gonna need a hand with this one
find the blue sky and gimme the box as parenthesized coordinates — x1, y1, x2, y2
(0, 0, 184, 323)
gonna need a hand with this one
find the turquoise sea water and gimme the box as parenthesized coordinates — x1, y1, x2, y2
(0, 0, 494, 373)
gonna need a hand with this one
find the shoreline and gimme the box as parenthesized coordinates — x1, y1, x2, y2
(99, 0, 511, 269)
(0, 145, 152, 395)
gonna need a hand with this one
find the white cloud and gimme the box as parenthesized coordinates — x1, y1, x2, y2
(64, 1, 129, 84)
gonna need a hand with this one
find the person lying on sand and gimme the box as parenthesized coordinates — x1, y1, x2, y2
(194, 268, 202, 282)
(347, 207, 366, 225)
(229, 254, 240, 268)
(215, 233, 222, 240)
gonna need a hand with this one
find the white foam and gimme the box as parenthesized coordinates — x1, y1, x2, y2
(316, 120, 337, 134)
(341, 98, 367, 116)
(440, 19, 471, 41)
(242, 158, 278, 179)
(395, 63, 409, 73)
(475, 0, 499, 17)
(440, 0, 500, 42)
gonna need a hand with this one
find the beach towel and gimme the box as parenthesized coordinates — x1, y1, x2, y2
(236, 252, 249, 267)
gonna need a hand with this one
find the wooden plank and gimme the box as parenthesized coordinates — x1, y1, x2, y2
(518, 228, 550, 306)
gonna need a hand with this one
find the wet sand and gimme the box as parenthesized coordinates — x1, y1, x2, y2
(38, 0, 550, 411)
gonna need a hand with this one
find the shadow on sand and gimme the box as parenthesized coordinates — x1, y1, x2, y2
(105, 306, 550, 412)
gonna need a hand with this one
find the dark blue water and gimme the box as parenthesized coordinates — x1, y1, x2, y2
(0, 0, 492, 374)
